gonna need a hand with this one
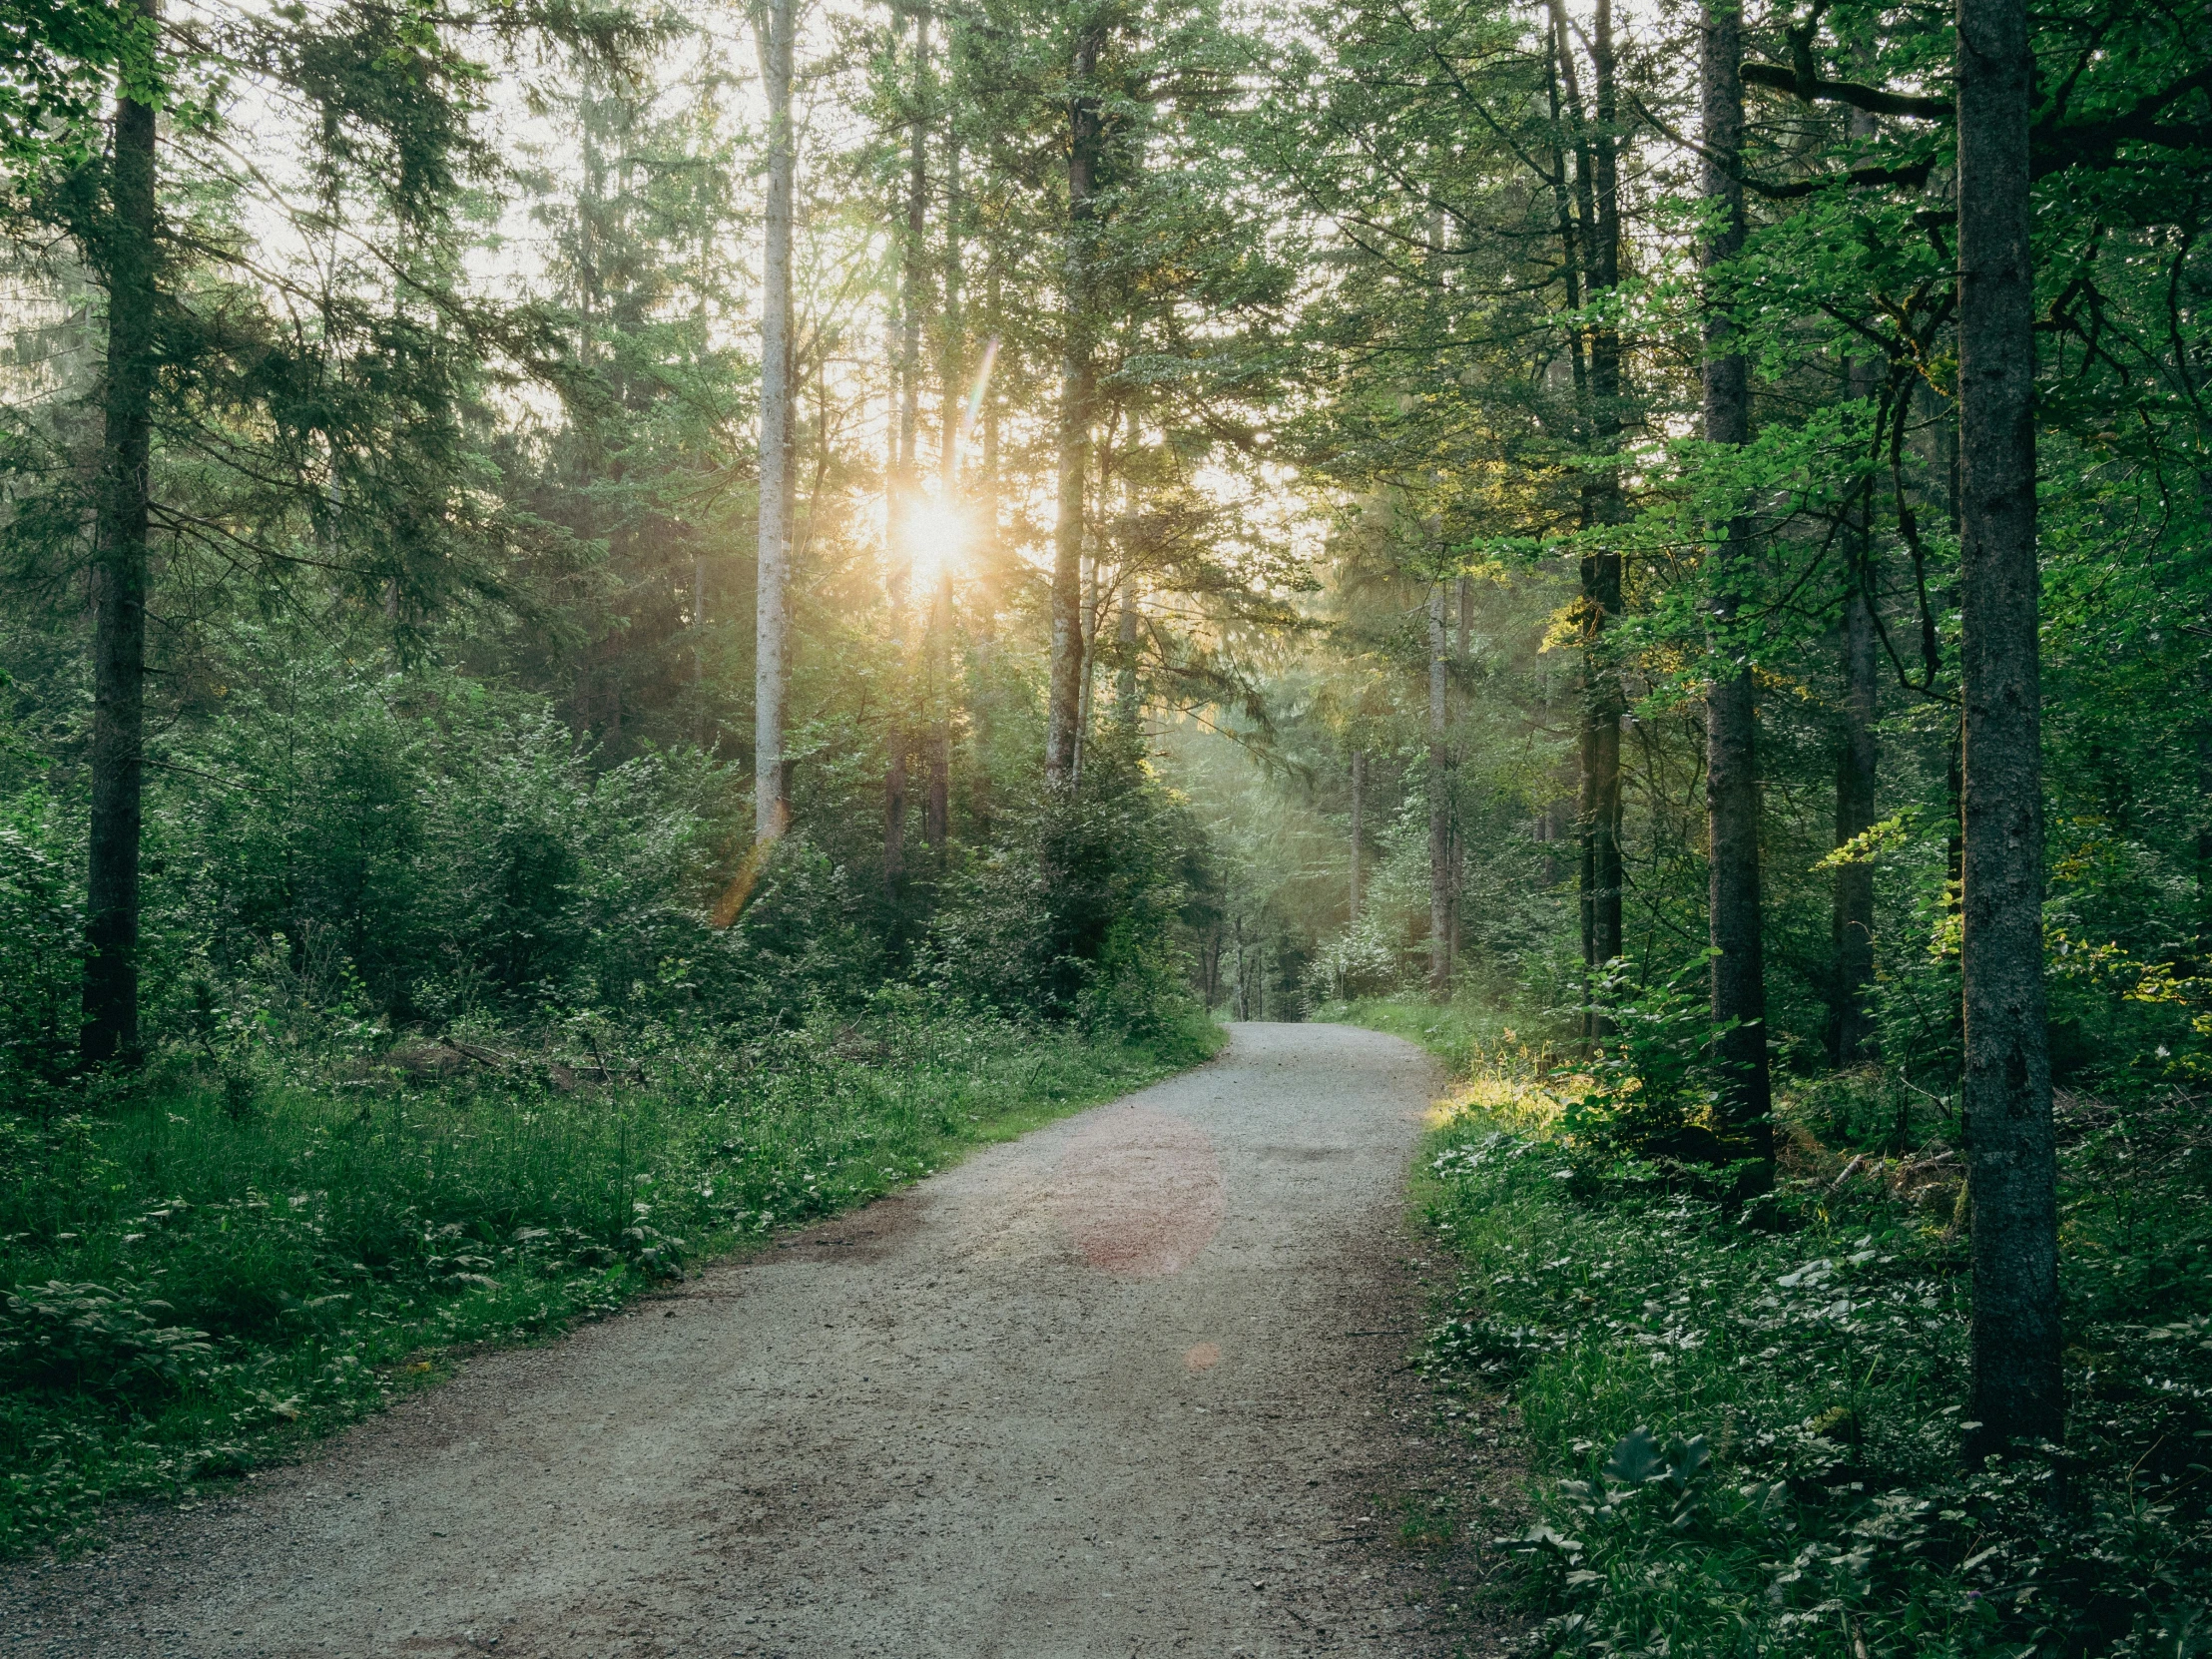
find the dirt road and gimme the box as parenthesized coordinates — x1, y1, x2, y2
(3, 1022, 1492, 1658)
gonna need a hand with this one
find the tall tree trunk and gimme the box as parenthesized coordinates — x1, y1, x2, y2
(1115, 581, 1138, 723)
(1550, 2, 1625, 1031)
(885, 7, 928, 878)
(927, 649, 950, 857)
(1701, 0, 1772, 1171)
(926, 570, 951, 856)
(751, 0, 795, 848)
(1350, 748, 1365, 924)
(82, 3, 160, 1066)
(983, 265, 1001, 547)
(939, 106, 962, 499)
(970, 618, 993, 844)
(694, 551, 709, 750)
(1833, 352, 1881, 1066)
(928, 110, 959, 857)
(900, 9, 926, 497)
(1831, 97, 1882, 1066)
(1045, 20, 1103, 786)
(1956, 0, 2059, 1458)
(885, 732, 907, 879)
(1428, 585, 1452, 998)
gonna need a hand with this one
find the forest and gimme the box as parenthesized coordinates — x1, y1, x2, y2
(0, 0, 2208, 1650)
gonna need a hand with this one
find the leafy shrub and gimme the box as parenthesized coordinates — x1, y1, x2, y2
(0, 1283, 215, 1398)
(1548, 955, 1752, 1170)
(930, 734, 1199, 1028)
(1416, 1076, 2212, 1658)
(156, 659, 734, 1030)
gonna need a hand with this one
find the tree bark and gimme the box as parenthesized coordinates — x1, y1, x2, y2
(1045, 20, 1103, 787)
(1350, 748, 1365, 924)
(929, 99, 959, 857)
(885, 731, 907, 879)
(1701, 0, 1773, 1170)
(1956, 0, 2060, 1458)
(885, 8, 929, 878)
(1833, 357, 1880, 1066)
(938, 105, 962, 500)
(1428, 585, 1452, 999)
(1114, 580, 1138, 724)
(900, 9, 926, 501)
(927, 692, 950, 854)
(82, 2, 161, 1066)
(751, 0, 796, 849)
(1550, 2, 1625, 1028)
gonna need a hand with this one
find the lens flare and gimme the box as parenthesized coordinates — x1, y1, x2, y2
(902, 497, 969, 589)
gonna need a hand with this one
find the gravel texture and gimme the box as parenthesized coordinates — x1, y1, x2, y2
(2, 1021, 1515, 1658)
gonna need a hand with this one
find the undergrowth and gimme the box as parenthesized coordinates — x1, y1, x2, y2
(0, 993, 1216, 1554)
(1339, 998, 2212, 1658)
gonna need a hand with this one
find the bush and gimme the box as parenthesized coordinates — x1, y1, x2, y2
(155, 658, 734, 1030)
(929, 731, 1203, 1032)
(1406, 1042, 2212, 1658)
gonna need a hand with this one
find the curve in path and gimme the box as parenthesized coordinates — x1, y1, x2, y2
(4, 1022, 1465, 1658)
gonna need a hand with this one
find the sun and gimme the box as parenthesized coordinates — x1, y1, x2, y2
(901, 496, 969, 590)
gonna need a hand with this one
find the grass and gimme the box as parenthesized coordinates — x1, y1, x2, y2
(1330, 993, 2212, 1659)
(0, 993, 1220, 1554)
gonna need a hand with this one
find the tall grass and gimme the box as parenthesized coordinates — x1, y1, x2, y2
(0, 996, 1217, 1552)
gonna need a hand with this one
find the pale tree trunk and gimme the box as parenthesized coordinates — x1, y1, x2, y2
(1957, 0, 2060, 1459)
(983, 264, 1001, 543)
(1833, 348, 1881, 1066)
(1072, 534, 1100, 786)
(927, 84, 961, 859)
(939, 123, 961, 498)
(1045, 20, 1103, 786)
(900, 10, 926, 493)
(83, 0, 161, 1065)
(885, 7, 928, 876)
(1428, 586, 1452, 998)
(1115, 581, 1138, 724)
(1699, 0, 1772, 1174)
(1350, 749, 1365, 923)
(926, 572, 951, 856)
(751, 0, 795, 848)
(694, 551, 709, 749)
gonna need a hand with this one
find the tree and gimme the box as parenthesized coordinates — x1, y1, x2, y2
(1427, 582, 1451, 995)
(1955, 0, 2059, 1457)
(79, 0, 158, 1064)
(1044, 13, 1103, 788)
(1699, 0, 1771, 1175)
(755, 0, 796, 846)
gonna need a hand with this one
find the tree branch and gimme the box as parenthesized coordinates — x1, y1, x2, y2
(1740, 61, 1952, 121)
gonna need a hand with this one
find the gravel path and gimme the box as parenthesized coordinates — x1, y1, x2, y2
(4, 1022, 1499, 1658)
